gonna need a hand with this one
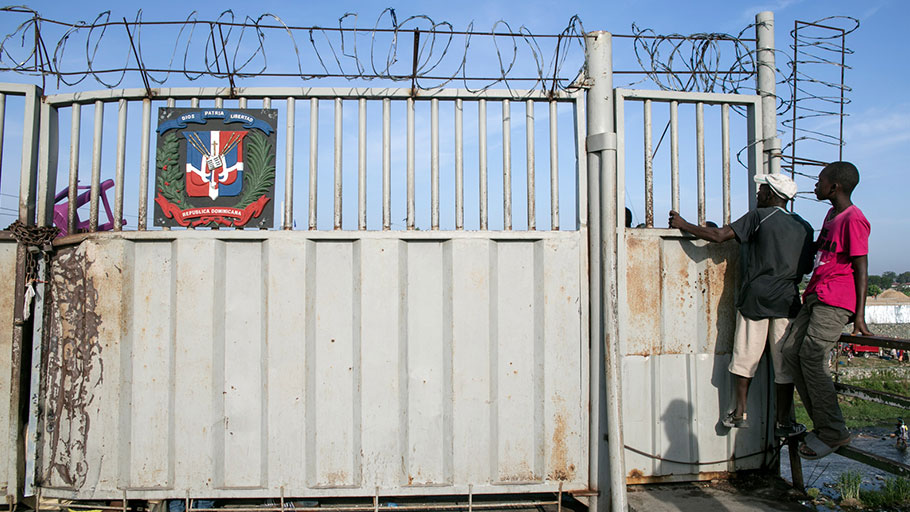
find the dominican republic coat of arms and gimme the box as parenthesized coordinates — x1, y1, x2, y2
(154, 108, 278, 228)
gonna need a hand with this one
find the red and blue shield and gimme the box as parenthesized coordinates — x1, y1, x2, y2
(184, 130, 248, 199)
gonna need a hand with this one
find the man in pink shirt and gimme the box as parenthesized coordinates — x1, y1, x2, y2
(781, 161, 872, 460)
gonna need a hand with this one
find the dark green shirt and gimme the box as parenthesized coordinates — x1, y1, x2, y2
(729, 207, 815, 319)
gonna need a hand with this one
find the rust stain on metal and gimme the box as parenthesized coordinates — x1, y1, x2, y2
(547, 407, 576, 481)
(499, 461, 537, 482)
(322, 470, 349, 487)
(626, 470, 732, 485)
(625, 235, 661, 357)
(627, 468, 645, 480)
(42, 246, 103, 488)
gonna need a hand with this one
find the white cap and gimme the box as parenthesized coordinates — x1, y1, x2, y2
(753, 173, 797, 200)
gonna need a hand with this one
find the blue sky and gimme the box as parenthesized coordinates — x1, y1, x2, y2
(2, 0, 907, 273)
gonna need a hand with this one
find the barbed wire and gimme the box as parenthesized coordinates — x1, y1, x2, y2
(0, 6, 593, 95)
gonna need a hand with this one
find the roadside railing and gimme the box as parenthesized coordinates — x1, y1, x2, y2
(788, 333, 910, 492)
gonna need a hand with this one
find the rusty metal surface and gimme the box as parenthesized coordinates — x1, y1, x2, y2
(35, 232, 589, 499)
(619, 230, 771, 481)
(0, 240, 20, 498)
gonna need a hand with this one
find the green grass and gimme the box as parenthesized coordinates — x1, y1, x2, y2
(795, 378, 910, 429)
(835, 470, 862, 501)
(860, 476, 910, 509)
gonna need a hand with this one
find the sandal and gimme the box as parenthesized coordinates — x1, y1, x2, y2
(798, 431, 851, 460)
(722, 410, 749, 429)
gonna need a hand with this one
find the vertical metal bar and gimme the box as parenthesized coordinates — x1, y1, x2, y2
(68, 103, 81, 235)
(308, 98, 318, 230)
(191, 97, 199, 108)
(334, 98, 343, 230)
(285, 97, 295, 230)
(838, 28, 846, 160)
(455, 99, 464, 230)
(382, 98, 391, 230)
(696, 102, 706, 226)
(19, 86, 40, 224)
(406, 97, 415, 230)
(89, 100, 104, 231)
(0, 94, 5, 189)
(36, 101, 59, 227)
(502, 99, 512, 230)
(138, 98, 150, 230)
(526, 99, 535, 230)
(722, 103, 731, 225)
(643, 99, 653, 227)
(549, 100, 558, 230)
(166, 98, 175, 108)
(238, 97, 247, 109)
(431, 98, 439, 230)
(747, 101, 763, 210)
(788, 437, 805, 492)
(670, 100, 679, 212)
(791, 21, 798, 179)
(214, 97, 223, 108)
(585, 30, 627, 512)
(113, 99, 127, 230)
(358, 98, 367, 230)
(430, 98, 439, 230)
(478, 98, 488, 230)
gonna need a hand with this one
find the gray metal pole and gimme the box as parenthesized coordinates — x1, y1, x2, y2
(756, 11, 780, 177)
(585, 30, 627, 512)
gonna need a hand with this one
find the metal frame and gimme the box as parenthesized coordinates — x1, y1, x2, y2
(37, 86, 585, 234)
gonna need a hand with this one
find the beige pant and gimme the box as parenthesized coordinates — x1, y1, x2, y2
(728, 312, 793, 384)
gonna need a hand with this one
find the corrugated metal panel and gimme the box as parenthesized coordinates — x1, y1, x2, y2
(0, 240, 18, 497)
(619, 230, 770, 483)
(37, 232, 588, 499)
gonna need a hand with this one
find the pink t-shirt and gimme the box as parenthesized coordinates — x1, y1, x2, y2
(805, 205, 870, 312)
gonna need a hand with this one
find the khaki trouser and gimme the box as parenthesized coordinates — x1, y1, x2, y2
(781, 293, 851, 445)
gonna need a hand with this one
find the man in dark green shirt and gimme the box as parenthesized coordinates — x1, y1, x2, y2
(669, 173, 814, 436)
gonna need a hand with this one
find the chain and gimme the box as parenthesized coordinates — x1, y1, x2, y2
(6, 220, 59, 305)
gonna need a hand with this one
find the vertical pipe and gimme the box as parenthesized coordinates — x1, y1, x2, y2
(238, 97, 247, 109)
(308, 98, 318, 230)
(696, 102, 705, 226)
(526, 99, 535, 231)
(549, 100, 559, 231)
(285, 97, 296, 230)
(722, 103, 731, 225)
(334, 98, 343, 230)
(358, 98, 367, 230)
(643, 99, 653, 227)
(113, 99, 127, 230)
(502, 99, 511, 230)
(191, 97, 199, 108)
(214, 97, 223, 108)
(455, 99, 464, 230)
(478, 99, 488, 230)
(382, 98, 391, 230)
(68, 103, 80, 235)
(406, 97, 415, 230)
(138, 98, 150, 230)
(584, 30, 626, 512)
(431, 98, 439, 230)
(756, 12, 779, 175)
(670, 100, 679, 213)
(166, 98, 175, 108)
(89, 100, 103, 231)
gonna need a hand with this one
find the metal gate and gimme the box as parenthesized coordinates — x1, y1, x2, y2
(0, 12, 786, 512)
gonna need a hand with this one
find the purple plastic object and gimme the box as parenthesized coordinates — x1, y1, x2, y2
(53, 179, 126, 236)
